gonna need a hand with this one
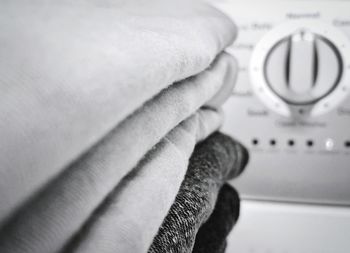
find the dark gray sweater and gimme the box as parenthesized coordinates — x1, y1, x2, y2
(148, 132, 248, 253)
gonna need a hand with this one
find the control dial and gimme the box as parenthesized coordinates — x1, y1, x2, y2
(251, 21, 350, 117)
(266, 31, 342, 105)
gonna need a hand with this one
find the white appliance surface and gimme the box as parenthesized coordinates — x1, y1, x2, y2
(227, 200, 350, 253)
(211, 1, 350, 251)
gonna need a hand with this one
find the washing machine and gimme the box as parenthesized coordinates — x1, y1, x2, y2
(213, 1, 350, 252)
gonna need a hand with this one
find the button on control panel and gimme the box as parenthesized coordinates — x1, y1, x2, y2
(213, 1, 350, 205)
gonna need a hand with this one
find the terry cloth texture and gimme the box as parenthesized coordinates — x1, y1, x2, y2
(0, 1, 240, 253)
(193, 184, 240, 253)
(148, 132, 248, 253)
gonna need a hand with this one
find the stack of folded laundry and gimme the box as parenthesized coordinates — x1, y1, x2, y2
(0, 1, 248, 253)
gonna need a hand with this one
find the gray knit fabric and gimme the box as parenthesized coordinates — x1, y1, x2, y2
(193, 184, 240, 253)
(148, 132, 248, 253)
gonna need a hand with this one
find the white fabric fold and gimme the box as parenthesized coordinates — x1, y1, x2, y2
(0, 0, 236, 223)
(70, 109, 222, 253)
(0, 52, 237, 253)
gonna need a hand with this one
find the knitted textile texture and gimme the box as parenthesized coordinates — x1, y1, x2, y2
(193, 184, 240, 253)
(148, 132, 248, 253)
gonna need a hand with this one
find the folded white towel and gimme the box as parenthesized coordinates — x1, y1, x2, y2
(0, 0, 236, 224)
(0, 1, 237, 252)
(71, 109, 222, 253)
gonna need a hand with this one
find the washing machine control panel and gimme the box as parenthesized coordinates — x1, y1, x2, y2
(251, 21, 350, 118)
(214, 1, 350, 205)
